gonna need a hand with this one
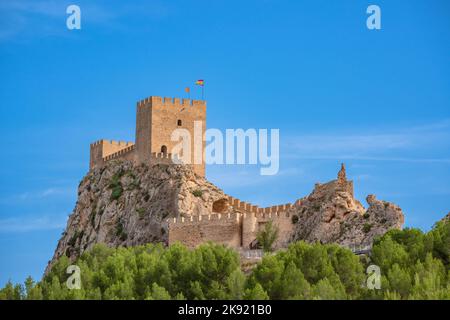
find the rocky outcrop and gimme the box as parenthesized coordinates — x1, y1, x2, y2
(47, 161, 406, 273)
(46, 160, 227, 273)
(289, 165, 404, 246)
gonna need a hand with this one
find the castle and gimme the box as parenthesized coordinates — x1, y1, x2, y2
(89, 95, 353, 250)
(90, 96, 206, 176)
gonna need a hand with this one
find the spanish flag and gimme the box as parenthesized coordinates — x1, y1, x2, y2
(195, 79, 204, 86)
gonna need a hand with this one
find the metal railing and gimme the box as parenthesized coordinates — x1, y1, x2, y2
(342, 243, 372, 255)
(239, 249, 264, 259)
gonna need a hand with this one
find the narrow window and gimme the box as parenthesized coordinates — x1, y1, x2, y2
(161, 145, 167, 155)
(177, 119, 182, 126)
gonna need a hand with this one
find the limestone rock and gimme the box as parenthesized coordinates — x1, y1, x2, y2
(45, 160, 226, 274)
(290, 168, 404, 246)
(46, 161, 406, 274)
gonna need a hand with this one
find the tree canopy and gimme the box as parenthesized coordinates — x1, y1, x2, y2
(1, 219, 448, 300)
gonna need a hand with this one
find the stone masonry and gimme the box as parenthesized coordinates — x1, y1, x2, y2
(82, 95, 404, 253)
(90, 96, 206, 176)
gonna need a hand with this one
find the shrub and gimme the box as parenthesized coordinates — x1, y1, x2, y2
(67, 230, 80, 247)
(256, 221, 279, 252)
(136, 207, 146, 219)
(363, 223, 372, 233)
(90, 209, 96, 227)
(115, 221, 127, 241)
(192, 189, 203, 197)
(109, 172, 124, 201)
(2, 219, 448, 300)
(110, 185, 123, 200)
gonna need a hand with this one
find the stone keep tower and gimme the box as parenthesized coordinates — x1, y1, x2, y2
(89, 96, 207, 177)
(135, 96, 207, 176)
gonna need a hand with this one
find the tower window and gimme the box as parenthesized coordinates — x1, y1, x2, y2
(161, 145, 167, 155)
(177, 119, 182, 126)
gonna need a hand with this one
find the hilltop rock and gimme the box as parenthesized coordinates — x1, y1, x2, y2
(46, 161, 406, 274)
(46, 160, 226, 274)
(441, 212, 450, 223)
(289, 165, 405, 246)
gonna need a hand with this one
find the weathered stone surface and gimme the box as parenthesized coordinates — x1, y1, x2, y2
(290, 166, 404, 246)
(47, 161, 406, 274)
(45, 160, 224, 274)
(441, 212, 450, 223)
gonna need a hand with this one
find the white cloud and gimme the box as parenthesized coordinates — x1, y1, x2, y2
(0, 186, 76, 204)
(0, 215, 67, 233)
(0, 0, 170, 41)
(284, 119, 450, 163)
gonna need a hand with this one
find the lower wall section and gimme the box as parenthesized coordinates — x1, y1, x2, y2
(168, 212, 295, 250)
(168, 214, 241, 248)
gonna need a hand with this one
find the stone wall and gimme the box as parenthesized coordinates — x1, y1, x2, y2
(168, 213, 242, 248)
(136, 96, 206, 176)
(90, 140, 134, 170)
(90, 96, 206, 177)
(241, 211, 294, 249)
(168, 197, 295, 250)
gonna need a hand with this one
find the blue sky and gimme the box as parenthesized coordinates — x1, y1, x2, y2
(0, 0, 449, 286)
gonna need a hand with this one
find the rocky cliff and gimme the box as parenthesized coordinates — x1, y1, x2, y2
(47, 161, 405, 273)
(290, 165, 405, 246)
(46, 160, 226, 273)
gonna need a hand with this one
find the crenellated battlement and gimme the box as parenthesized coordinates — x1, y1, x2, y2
(137, 96, 206, 108)
(167, 195, 295, 249)
(151, 152, 175, 160)
(89, 93, 206, 174)
(242, 211, 292, 219)
(167, 197, 293, 226)
(134, 94, 207, 176)
(223, 194, 292, 215)
(90, 139, 134, 148)
(168, 212, 241, 225)
(102, 144, 135, 161)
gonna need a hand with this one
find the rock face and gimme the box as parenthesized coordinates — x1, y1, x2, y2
(290, 165, 405, 246)
(46, 160, 226, 274)
(47, 161, 405, 273)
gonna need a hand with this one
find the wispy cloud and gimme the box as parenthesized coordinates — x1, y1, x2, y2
(0, 0, 170, 41)
(0, 186, 75, 204)
(284, 119, 450, 163)
(18, 187, 75, 200)
(0, 215, 66, 233)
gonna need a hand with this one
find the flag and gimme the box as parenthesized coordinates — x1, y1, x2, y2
(195, 79, 204, 86)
